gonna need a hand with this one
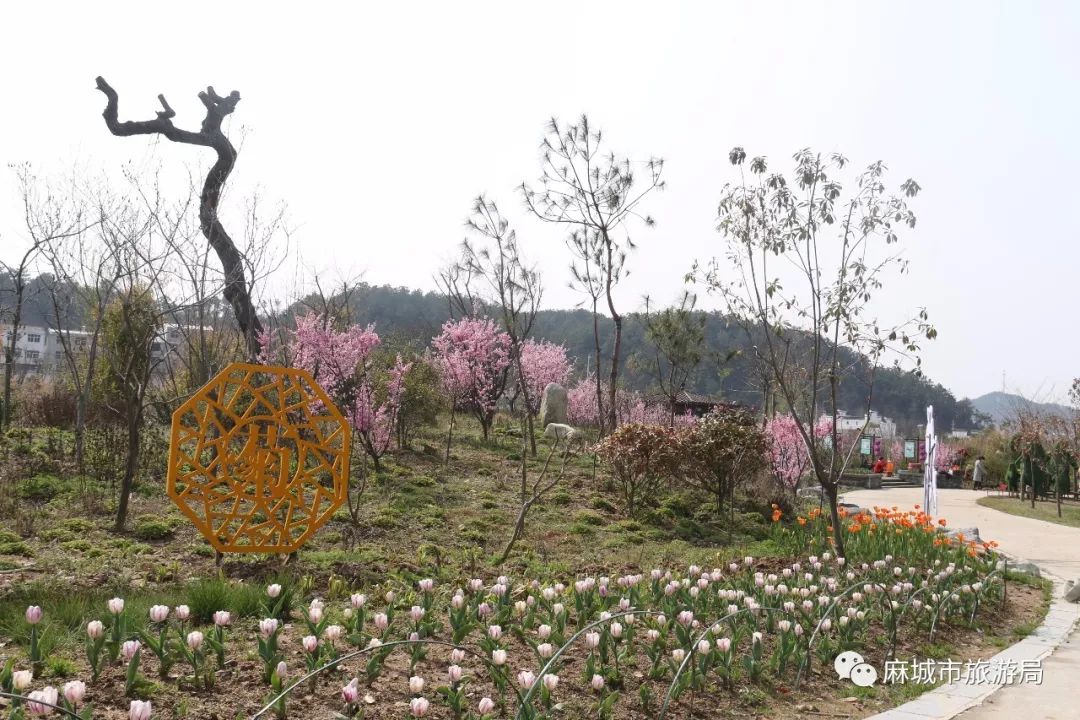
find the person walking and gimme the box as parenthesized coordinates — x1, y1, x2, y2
(973, 455, 986, 490)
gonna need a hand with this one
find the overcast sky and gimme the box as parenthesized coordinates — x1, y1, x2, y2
(2, 1, 1077, 402)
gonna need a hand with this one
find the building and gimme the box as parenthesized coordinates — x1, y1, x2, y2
(818, 409, 898, 439)
(1, 323, 185, 377)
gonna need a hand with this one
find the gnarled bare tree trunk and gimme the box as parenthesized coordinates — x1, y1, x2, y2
(94, 77, 262, 361)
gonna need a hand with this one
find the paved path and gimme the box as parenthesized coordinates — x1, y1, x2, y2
(842, 487, 1080, 720)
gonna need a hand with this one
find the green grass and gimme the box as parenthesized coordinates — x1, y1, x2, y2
(977, 496, 1080, 528)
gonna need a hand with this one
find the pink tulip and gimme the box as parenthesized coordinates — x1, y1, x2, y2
(409, 697, 430, 717)
(107, 598, 125, 615)
(213, 610, 231, 627)
(26, 686, 58, 715)
(266, 584, 282, 598)
(129, 699, 152, 720)
(448, 665, 464, 683)
(543, 674, 559, 691)
(62, 680, 86, 705)
(86, 620, 104, 640)
(491, 649, 507, 666)
(121, 640, 141, 661)
(350, 593, 366, 609)
(409, 675, 425, 694)
(590, 674, 605, 691)
(302, 635, 318, 653)
(478, 697, 496, 713)
(259, 618, 279, 637)
(275, 661, 287, 681)
(342, 678, 360, 704)
(25, 606, 42, 625)
(517, 670, 535, 689)
(12, 670, 33, 690)
(418, 578, 434, 592)
(148, 605, 169, 623)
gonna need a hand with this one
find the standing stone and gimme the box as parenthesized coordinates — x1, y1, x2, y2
(539, 382, 568, 427)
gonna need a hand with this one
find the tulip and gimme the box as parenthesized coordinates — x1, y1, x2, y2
(25, 606, 43, 625)
(537, 624, 551, 639)
(697, 639, 711, 654)
(275, 660, 288, 680)
(342, 678, 360, 704)
(308, 606, 324, 624)
(418, 578, 434, 592)
(488, 624, 503, 640)
(62, 680, 86, 705)
(148, 605, 169, 623)
(409, 675, 425, 693)
(186, 631, 203, 650)
(350, 593, 366, 609)
(451, 648, 466, 663)
(385, 590, 396, 603)
(26, 686, 59, 715)
(267, 584, 282, 598)
(122, 639, 141, 661)
(409, 697, 429, 717)
(409, 606, 425, 623)
(478, 697, 496, 713)
(12, 669, 33, 690)
(324, 625, 344, 643)
(213, 610, 231, 627)
(492, 649, 507, 665)
(86, 620, 104, 640)
(590, 674, 605, 690)
(717, 637, 732, 652)
(610, 622, 623, 639)
(129, 699, 152, 720)
(538, 642, 554, 658)
(585, 632, 600, 649)
(543, 673, 559, 691)
(108, 598, 125, 615)
(260, 618, 279, 637)
(174, 605, 190, 621)
(672, 648, 685, 662)
(302, 635, 318, 653)
(448, 664, 464, 683)
(517, 670, 535, 689)
(374, 612, 389, 631)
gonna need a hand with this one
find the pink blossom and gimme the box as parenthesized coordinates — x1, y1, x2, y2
(431, 318, 510, 438)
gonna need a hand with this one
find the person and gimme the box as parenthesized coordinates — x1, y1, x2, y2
(972, 455, 986, 490)
(885, 458, 895, 476)
(872, 456, 887, 474)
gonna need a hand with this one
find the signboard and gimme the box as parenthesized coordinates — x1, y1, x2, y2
(859, 436, 872, 455)
(904, 440, 916, 459)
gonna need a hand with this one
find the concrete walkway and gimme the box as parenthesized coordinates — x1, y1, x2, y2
(842, 487, 1080, 720)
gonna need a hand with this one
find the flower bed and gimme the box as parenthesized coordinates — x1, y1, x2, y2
(0, 506, 1027, 719)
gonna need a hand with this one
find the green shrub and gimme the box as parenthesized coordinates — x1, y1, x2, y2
(589, 496, 617, 513)
(0, 530, 31, 557)
(573, 510, 606, 527)
(19, 474, 64, 501)
(134, 515, 175, 541)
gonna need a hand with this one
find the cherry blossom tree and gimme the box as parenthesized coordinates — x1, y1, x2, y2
(431, 317, 511, 459)
(262, 312, 410, 471)
(765, 414, 831, 496)
(517, 340, 571, 416)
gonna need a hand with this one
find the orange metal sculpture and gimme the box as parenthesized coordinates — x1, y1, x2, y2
(167, 362, 351, 553)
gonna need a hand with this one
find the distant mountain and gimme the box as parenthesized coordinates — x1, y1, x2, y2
(969, 391, 1074, 426)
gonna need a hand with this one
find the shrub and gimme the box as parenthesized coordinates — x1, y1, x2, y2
(595, 423, 683, 517)
(133, 515, 175, 541)
(18, 474, 64, 502)
(682, 406, 768, 514)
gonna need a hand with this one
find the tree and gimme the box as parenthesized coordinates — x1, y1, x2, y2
(683, 406, 768, 516)
(2, 165, 86, 429)
(431, 317, 511, 458)
(94, 77, 263, 360)
(766, 414, 831, 497)
(641, 292, 706, 426)
(517, 339, 571, 416)
(439, 197, 543, 455)
(692, 148, 935, 555)
(522, 116, 664, 434)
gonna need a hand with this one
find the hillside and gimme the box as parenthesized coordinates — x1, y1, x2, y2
(970, 391, 1074, 426)
(315, 283, 981, 435)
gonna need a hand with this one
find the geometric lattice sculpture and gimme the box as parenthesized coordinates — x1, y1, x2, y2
(167, 363, 351, 553)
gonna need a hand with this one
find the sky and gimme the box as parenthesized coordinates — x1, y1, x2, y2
(1, 1, 1078, 403)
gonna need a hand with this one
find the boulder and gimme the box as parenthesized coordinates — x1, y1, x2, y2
(944, 527, 981, 544)
(1065, 581, 1080, 603)
(544, 423, 586, 451)
(1009, 561, 1041, 578)
(539, 383, 568, 427)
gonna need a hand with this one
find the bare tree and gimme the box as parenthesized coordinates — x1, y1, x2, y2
(693, 149, 934, 556)
(2, 165, 87, 429)
(522, 115, 664, 434)
(94, 77, 262, 361)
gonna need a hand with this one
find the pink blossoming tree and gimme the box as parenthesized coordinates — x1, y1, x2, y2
(262, 312, 411, 471)
(765, 414, 831, 496)
(431, 317, 511, 459)
(517, 340, 571, 416)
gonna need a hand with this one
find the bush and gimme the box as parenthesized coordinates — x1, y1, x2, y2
(134, 515, 175, 541)
(18, 474, 64, 502)
(595, 424, 683, 517)
(682, 406, 768, 514)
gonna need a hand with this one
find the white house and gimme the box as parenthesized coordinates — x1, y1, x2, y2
(818, 410, 898, 439)
(1, 323, 185, 376)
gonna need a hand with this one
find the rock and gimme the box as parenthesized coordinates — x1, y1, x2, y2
(1010, 561, 1041, 578)
(944, 527, 981, 543)
(539, 383, 568, 426)
(1064, 581, 1080, 603)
